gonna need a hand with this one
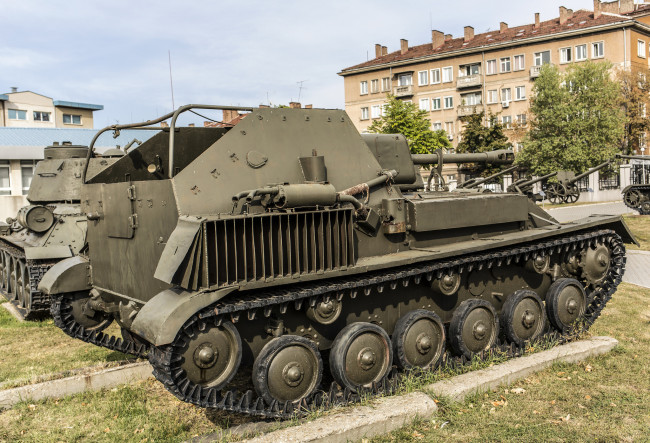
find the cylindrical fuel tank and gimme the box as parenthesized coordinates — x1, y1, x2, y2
(44, 143, 90, 159)
(273, 184, 337, 208)
(17, 205, 55, 233)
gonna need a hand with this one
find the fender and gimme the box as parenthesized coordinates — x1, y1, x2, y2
(38, 256, 91, 295)
(130, 287, 237, 346)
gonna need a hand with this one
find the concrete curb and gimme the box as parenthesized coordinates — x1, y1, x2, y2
(2, 302, 25, 322)
(242, 392, 437, 443)
(426, 336, 618, 402)
(0, 361, 152, 409)
(233, 336, 617, 443)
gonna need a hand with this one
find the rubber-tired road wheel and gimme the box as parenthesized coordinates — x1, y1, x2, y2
(500, 290, 546, 346)
(330, 322, 393, 392)
(392, 309, 445, 371)
(450, 299, 499, 359)
(180, 320, 242, 390)
(253, 335, 322, 404)
(546, 278, 586, 332)
(67, 292, 113, 332)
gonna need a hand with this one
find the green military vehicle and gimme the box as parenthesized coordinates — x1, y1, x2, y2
(0, 143, 124, 319)
(619, 154, 650, 215)
(40, 105, 634, 417)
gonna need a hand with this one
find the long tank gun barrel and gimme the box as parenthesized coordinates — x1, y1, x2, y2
(570, 160, 612, 183)
(411, 149, 514, 165)
(507, 172, 557, 193)
(458, 165, 518, 189)
(616, 154, 650, 161)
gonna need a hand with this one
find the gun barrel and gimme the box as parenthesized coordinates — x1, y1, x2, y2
(458, 165, 519, 189)
(617, 154, 650, 161)
(571, 160, 612, 182)
(412, 149, 514, 165)
(511, 172, 557, 190)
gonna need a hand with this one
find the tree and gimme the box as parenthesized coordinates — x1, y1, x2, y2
(457, 111, 511, 154)
(517, 61, 624, 175)
(367, 95, 451, 154)
(618, 67, 650, 155)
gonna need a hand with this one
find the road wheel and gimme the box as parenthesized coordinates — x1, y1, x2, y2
(546, 278, 586, 332)
(449, 299, 498, 359)
(392, 309, 445, 371)
(500, 290, 546, 346)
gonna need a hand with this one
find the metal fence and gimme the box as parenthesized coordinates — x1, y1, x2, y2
(598, 167, 620, 191)
(631, 163, 650, 185)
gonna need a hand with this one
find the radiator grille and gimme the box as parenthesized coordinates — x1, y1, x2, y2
(176, 209, 356, 290)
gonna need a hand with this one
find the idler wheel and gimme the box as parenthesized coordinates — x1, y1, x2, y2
(500, 290, 546, 346)
(392, 309, 445, 371)
(181, 320, 242, 389)
(624, 188, 643, 208)
(253, 335, 322, 404)
(641, 201, 650, 215)
(546, 278, 586, 332)
(449, 299, 499, 359)
(67, 292, 113, 332)
(329, 322, 393, 392)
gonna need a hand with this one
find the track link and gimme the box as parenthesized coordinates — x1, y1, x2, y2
(147, 229, 625, 419)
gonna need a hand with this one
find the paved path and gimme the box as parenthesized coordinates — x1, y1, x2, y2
(545, 201, 634, 223)
(623, 250, 650, 289)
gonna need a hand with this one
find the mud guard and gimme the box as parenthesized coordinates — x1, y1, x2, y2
(130, 287, 236, 346)
(598, 216, 639, 246)
(38, 256, 91, 295)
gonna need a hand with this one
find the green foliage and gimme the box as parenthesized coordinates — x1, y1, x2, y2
(367, 95, 451, 154)
(618, 67, 650, 154)
(517, 61, 624, 175)
(457, 111, 512, 154)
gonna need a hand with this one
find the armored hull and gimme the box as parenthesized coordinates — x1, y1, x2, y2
(40, 106, 635, 417)
(0, 145, 120, 318)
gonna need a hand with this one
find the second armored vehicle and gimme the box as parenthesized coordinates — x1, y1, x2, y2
(40, 105, 634, 417)
(619, 154, 650, 215)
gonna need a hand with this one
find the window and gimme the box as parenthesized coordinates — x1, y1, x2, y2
(445, 121, 454, 136)
(459, 64, 480, 77)
(398, 73, 412, 86)
(487, 89, 498, 104)
(360, 107, 369, 120)
(418, 70, 429, 86)
(430, 68, 441, 84)
(502, 115, 512, 128)
(486, 59, 497, 75)
(534, 51, 551, 66)
(0, 161, 10, 195)
(432, 122, 442, 131)
(501, 88, 512, 103)
(513, 55, 525, 71)
(432, 98, 441, 110)
(515, 86, 526, 101)
(443, 96, 454, 109)
(575, 44, 587, 61)
(21, 160, 36, 195)
(560, 47, 572, 63)
(381, 77, 391, 92)
(370, 79, 379, 93)
(33, 111, 51, 122)
(419, 98, 430, 111)
(500, 57, 511, 73)
(592, 41, 604, 58)
(639, 40, 647, 58)
(63, 114, 82, 125)
(461, 92, 482, 106)
(442, 67, 453, 83)
(516, 114, 527, 126)
(360, 81, 368, 95)
(371, 105, 381, 119)
(8, 109, 27, 120)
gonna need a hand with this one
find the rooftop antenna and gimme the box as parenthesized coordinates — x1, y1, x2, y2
(168, 50, 175, 110)
(297, 80, 308, 102)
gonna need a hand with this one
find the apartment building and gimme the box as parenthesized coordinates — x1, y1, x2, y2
(0, 88, 103, 129)
(339, 0, 650, 155)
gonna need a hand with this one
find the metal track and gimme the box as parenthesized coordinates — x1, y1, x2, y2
(144, 229, 625, 419)
(50, 295, 149, 359)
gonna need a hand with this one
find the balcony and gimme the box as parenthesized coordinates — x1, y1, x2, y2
(457, 105, 481, 117)
(456, 74, 483, 89)
(393, 85, 414, 98)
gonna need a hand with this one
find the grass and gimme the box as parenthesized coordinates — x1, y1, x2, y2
(623, 214, 650, 250)
(373, 283, 650, 443)
(0, 306, 133, 389)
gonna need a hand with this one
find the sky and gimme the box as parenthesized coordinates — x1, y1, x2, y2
(1, 0, 602, 127)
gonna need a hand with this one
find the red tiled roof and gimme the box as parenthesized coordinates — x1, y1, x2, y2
(204, 113, 246, 128)
(340, 10, 631, 74)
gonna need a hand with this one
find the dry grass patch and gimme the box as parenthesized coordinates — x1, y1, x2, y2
(623, 214, 650, 250)
(0, 306, 133, 388)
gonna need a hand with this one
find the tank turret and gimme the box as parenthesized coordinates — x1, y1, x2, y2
(39, 105, 635, 418)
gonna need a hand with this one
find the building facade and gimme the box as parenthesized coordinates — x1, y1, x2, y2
(339, 0, 650, 155)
